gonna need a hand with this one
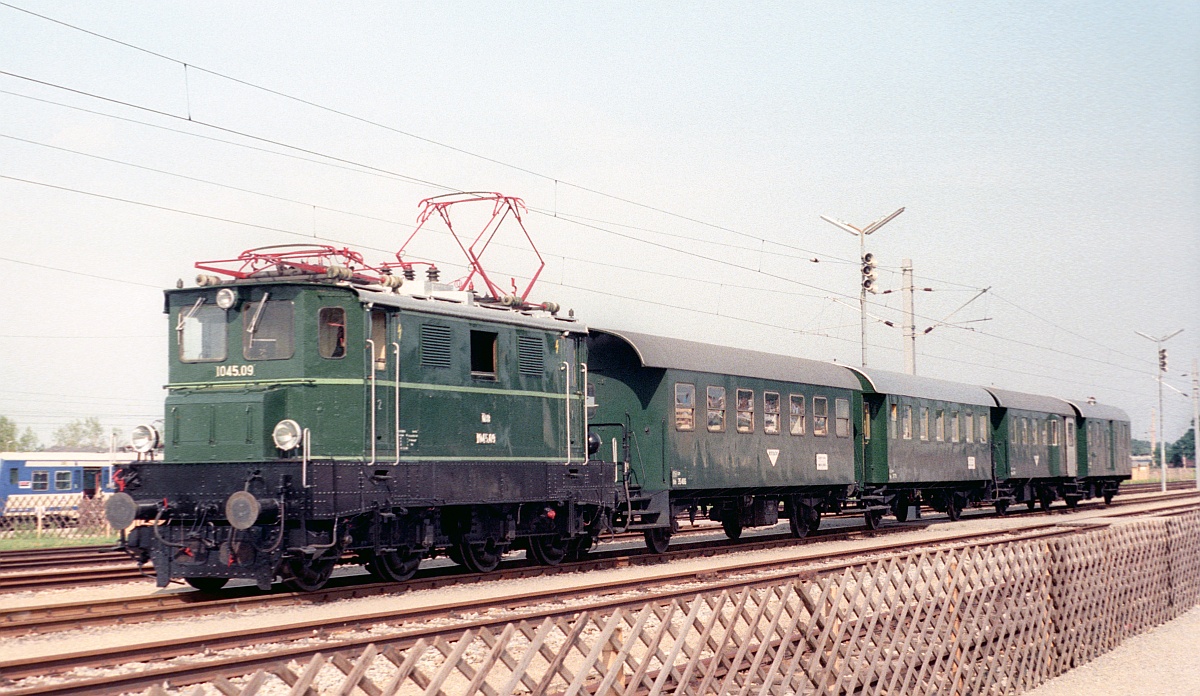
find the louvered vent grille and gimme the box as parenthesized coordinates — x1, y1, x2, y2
(517, 335, 545, 376)
(420, 324, 452, 368)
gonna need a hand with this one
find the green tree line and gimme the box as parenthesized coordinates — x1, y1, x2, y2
(1, 415, 123, 452)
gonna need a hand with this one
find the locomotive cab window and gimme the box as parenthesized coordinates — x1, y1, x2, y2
(178, 300, 227, 362)
(813, 397, 829, 436)
(675, 383, 695, 431)
(789, 395, 805, 435)
(763, 392, 780, 434)
(318, 307, 347, 359)
(470, 330, 498, 379)
(370, 310, 388, 370)
(835, 398, 850, 438)
(243, 296, 294, 360)
(736, 389, 754, 433)
(707, 386, 726, 432)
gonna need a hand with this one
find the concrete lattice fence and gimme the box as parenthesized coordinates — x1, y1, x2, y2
(168, 512, 1200, 696)
(0, 492, 111, 537)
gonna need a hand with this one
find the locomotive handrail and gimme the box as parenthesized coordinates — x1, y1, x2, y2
(367, 339, 377, 466)
(393, 342, 401, 465)
(561, 361, 572, 465)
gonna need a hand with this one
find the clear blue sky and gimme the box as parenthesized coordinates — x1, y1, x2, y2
(0, 2, 1197, 445)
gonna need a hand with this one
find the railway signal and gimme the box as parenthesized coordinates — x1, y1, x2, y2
(1159, 348, 1168, 372)
(1136, 329, 1184, 492)
(861, 253, 877, 293)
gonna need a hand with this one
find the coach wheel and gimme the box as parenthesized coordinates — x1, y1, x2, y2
(1103, 491, 1115, 506)
(893, 495, 910, 523)
(528, 534, 571, 566)
(644, 527, 672, 554)
(722, 516, 743, 540)
(945, 495, 962, 522)
(1039, 490, 1055, 511)
(788, 501, 818, 539)
(283, 555, 336, 592)
(1064, 495, 1081, 509)
(864, 509, 884, 530)
(994, 500, 1009, 516)
(455, 538, 504, 573)
(365, 549, 422, 582)
(185, 577, 229, 592)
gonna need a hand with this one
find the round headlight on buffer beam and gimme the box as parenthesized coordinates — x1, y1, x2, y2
(130, 424, 160, 453)
(272, 419, 303, 451)
(215, 287, 237, 309)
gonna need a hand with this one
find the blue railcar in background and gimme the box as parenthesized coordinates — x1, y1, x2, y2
(1, 452, 117, 526)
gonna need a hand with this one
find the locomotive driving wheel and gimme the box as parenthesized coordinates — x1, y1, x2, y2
(527, 534, 571, 566)
(454, 538, 505, 573)
(185, 577, 229, 592)
(365, 549, 423, 582)
(283, 555, 336, 592)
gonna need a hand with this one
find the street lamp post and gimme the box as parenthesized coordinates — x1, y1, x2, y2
(820, 208, 904, 367)
(1136, 329, 1184, 492)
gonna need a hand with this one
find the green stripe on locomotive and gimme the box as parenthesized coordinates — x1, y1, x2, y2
(164, 281, 587, 465)
(586, 330, 860, 494)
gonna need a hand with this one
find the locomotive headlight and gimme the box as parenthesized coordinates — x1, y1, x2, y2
(130, 424, 160, 453)
(215, 287, 237, 309)
(272, 419, 304, 450)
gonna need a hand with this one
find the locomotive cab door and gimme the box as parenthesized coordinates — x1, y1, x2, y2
(367, 308, 398, 463)
(1064, 417, 1078, 477)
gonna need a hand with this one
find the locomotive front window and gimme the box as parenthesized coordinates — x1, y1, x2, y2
(31, 471, 48, 491)
(736, 389, 754, 433)
(789, 395, 805, 435)
(243, 298, 295, 360)
(813, 397, 829, 436)
(178, 302, 227, 362)
(54, 470, 72, 490)
(675, 383, 695, 431)
(763, 392, 780, 434)
(835, 398, 850, 438)
(318, 307, 347, 359)
(707, 386, 726, 432)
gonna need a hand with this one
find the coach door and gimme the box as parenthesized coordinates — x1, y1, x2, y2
(1064, 417, 1078, 477)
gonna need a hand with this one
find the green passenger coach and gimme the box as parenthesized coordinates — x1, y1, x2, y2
(984, 388, 1077, 512)
(586, 329, 861, 551)
(1062, 399, 1131, 503)
(850, 367, 995, 525)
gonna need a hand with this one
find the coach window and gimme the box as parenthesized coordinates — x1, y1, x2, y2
(764, 392, 781, 434)
(813, 397, 829, 436)
(31, 471, 48, 491)
(7, 468, 15, 485)
(178, 300, 227, 362)
(979, 415, 988, 443)
(919, 407, 930, 441)
(707, 386, 726, 432)
(55, 470, 72, 490)
(889, 403, 898, 439)
(789, 395, 806, 435)
(965, 412, 974, 443)
(1021, 418, 1029, 445)
(835, 398, 851, 438)
(1042, 421, 1049, 446)
(902, 405, 913, 440)
(243, 296, 295, 360)
(736, 389, 754, 433)
(675, 383, 696, 431)
(1050, 419, 1060, 446)
(951, 412, 960, 443)
(318, 307, 347, 359)
(936, 410, 945, 442)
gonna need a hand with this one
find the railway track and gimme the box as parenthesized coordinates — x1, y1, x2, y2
(1, 484, 1193, 592)
(2, 495, 1195, 696)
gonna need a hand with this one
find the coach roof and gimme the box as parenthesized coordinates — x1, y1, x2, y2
(1061, 399, 1131, 422)
(849, 367, 995, 407)
(984, 387, 1076, 416)
(591, 329, 861, 390)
